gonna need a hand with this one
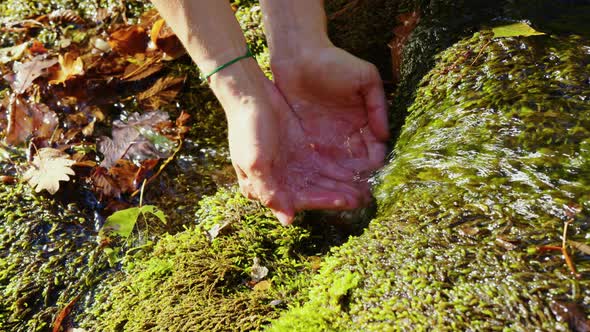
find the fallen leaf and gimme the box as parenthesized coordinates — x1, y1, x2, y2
(49, 52, 85, 85)
(207, 220, 232, 241)
(4, 95, 58, 145)
(108, 159, 139, 194)
(28, 40, 48, 54)
(91, 167, 122, 198)
(5, 55, 58, 94)
(250, 257, 269, 282)
(253, 280, 272, 292)
(550, 301, 590, 332)
(0, 42, 27, 64)
(121, 56, 163, 81)
(23, 148, 75, 194)
(48, 9, 85, 25)
(389, 11, 420, 83)
(99, 204, 167, 239)
(137, 75, 185, 110)
(98, 111, 175, 168)
(493, 22, 545, 38)
(150, 19, 185, 60)
(108, 26, 148, 55)
(52, 295, 80, 332)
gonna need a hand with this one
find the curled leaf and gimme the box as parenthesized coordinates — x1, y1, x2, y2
(137, 75, 185, 110)
(23, 148, 75, 194)
(108, 26, 148, 55)
(250, 257, 269, 282)
(49, 52, 85, 85)
(99, 111, 175, 168)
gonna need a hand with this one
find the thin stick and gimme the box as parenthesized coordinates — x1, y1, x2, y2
(561, 220, 579, 278)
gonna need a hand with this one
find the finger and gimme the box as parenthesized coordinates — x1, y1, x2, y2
(263, 190, 295, 226)
(238, 178, 256, 200)
(269, 193, 295, 226)
(361, 65, 390, 141)
(318, 160, 356, 181)
(234, 164, 257, 200)
(294, 190, 351, 211)
(313, 178, 363, 209)
(247, 168, 295, 226)
(361, 126, 388, 170)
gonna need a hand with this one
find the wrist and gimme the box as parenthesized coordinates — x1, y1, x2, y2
(260, 0, 333, 62)
(268, 28, 333, 62)
(208, 57, 270, 116)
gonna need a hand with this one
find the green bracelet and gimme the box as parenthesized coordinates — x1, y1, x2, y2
(202, 46, 254, 81)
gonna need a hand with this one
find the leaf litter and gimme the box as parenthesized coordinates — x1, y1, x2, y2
(0, 8, 191, 223)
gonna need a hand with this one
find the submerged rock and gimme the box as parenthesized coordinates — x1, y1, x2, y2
(270, 30, 590, 330)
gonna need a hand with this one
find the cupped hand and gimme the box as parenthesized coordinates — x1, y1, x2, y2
(269, 47, 390, 203)
(212, 49, 388, 225)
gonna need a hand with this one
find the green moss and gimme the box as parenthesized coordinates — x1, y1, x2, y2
(81, 188, 323, 331)
(271, 31, 590, 330)
(0, 184, 109, 332)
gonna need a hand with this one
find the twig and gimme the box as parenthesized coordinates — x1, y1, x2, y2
(562, 219, 579, 278)
(52, 294, 80, 332)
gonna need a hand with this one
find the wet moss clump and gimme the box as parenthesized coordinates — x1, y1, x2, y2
(81, 188, 331, 331)
(270, 31, 590, 330)
(0, 184, 109, 332)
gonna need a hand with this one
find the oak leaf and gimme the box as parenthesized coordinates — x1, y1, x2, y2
(23, 148, 75, 194)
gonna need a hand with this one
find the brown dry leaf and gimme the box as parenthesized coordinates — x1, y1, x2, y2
(4, 95, 59, 145)
(48, 9, 85, 25)
(108, 26, 148, 55)
(23, 148, 75, 194)
(137, 75, 185, 110)
(389, 11, 421, 83)
(0, 42, 27, 64)
(98, 111, 173, 168)
(121, 56, 163, 81)
(4, 55, 58, 94)
(29, 40, 48, 54)
(108, 159, 139, 194)
(91, 167, 122, 199)
(150, 19, 185, 60)
(49, 52, 85, 85)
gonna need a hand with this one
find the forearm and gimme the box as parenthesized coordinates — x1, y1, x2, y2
(151, 0, 266, 116)
(259, 0, 332, 61)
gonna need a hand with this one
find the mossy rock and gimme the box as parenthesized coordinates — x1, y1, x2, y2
(270, 31, 590, 330)
(80, 188, 349, 331)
